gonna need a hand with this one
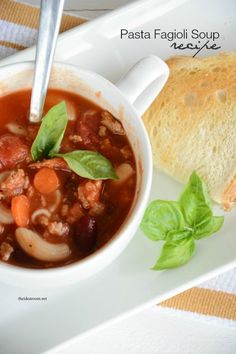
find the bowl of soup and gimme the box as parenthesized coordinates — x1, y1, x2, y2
(0, 57, 169, 286)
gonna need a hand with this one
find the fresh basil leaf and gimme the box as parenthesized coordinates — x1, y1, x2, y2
(141, 171, 224, 271)
(166, 229, 193, 243)
(179, 171, 212, 229)
(140, 200, 185, 241)
(153, 237, 195, 270)
(31, 101, 68, 161)
(194, 216, 224, 240)
(58, 150, 118, 180)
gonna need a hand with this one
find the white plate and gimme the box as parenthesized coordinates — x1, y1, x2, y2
(0, 0, 235, 353)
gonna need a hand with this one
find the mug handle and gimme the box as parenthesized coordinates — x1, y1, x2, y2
(116, 56, 169, 116)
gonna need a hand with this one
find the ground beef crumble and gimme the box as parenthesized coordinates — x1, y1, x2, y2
(0, 242, 13, 261)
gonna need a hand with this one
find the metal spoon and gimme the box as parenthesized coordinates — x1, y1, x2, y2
(29, 0, 65, 123)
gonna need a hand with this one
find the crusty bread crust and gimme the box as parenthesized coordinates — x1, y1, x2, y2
(142, 52, 236, 205)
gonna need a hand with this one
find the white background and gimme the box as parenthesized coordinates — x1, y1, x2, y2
(14, 1, 236, 353)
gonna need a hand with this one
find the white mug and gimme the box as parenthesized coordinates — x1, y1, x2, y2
(0, 56, 169, 287)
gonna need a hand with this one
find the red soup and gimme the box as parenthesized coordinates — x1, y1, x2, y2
(0, 89, 136, 268)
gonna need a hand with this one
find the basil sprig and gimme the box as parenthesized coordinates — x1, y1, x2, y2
(141, 172, 224, 270)
(31, 101, 68, 161)
(31, 101, 117, 180)
(57, 151, 118, 180)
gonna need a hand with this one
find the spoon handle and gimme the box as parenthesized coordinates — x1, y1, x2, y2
(29, 0, 65, 123)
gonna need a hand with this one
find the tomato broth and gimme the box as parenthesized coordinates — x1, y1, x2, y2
(0, 89, 136, 268)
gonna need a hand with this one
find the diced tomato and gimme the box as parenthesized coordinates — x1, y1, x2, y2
(76, 110, 101, 149)
(0, 134, 29, 170)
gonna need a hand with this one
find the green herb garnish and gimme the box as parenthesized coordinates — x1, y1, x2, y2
(31, 102, 117, 180)
(141, 172, 224, 270)
(57, 151, 118, 180)
(152, 237, 195, 270)
(31, 102, 68, 161)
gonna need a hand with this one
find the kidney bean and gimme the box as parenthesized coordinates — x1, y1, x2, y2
(75, 215, 97, 252)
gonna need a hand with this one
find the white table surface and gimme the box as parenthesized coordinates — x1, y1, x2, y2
(14, 1, 236, 353)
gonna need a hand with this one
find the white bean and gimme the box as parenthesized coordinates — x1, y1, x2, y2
(6, 123, 27, 136)
(0, 202, 13, 224)
(15, 228, 71, 262)
(114, 163, 134, 185)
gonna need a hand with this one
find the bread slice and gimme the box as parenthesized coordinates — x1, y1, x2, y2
(142, 52, 236, 209)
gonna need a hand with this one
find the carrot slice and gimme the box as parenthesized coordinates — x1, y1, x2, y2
(34, 167, 59, 194)
(11, 195, 30, 227)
